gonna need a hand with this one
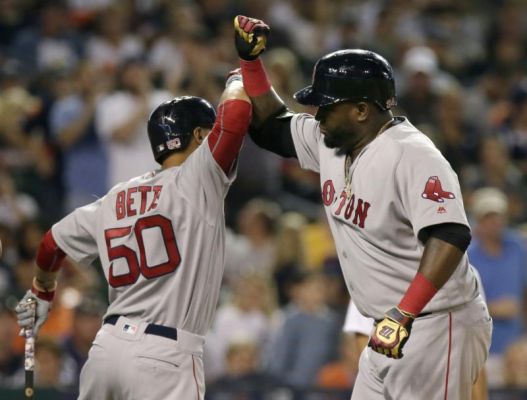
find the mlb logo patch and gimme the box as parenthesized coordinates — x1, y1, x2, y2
(123, 324, 138, 335)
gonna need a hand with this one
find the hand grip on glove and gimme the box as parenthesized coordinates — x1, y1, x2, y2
(15, 290, 51, 338)
(234, 15, 270, 61)
(368, 307, 415, 359)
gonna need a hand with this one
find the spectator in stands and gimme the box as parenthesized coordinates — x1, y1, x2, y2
(268, 270, 340, 388)
(272, 212, 307, 306)
(464, 69, 513, 135)
(0, 60, 41, 153)
(209, 338, 277, 400)
(316, 333, 357, 390)
(321, 257, 349, 318)
(503, 336, 527, 389)
(205, 273, 277, 382)
(8, 2, 83, 73)
(0, 170, 39, 230)
(225, 199, 279, 279)
(435, 88, 479, 174)
(500, 82, 527, 175)
(49, 62, 108, 211)
(95, 57, 172, 187)
(468, 187, 527, 388)
(147, 2, 201, 93)
(16, 220, 45, 260)
(85, 4, 143, 72)
(0, 222, 19, 273)
(462, 137, 526, 223)
(396, 46, 442, 136)
(35, 337, 72, 389)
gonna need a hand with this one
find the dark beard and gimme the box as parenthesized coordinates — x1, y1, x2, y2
(323, 134, 340, 149)
(323, 127, 356, 155)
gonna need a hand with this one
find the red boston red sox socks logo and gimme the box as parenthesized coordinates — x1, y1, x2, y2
(421, 176, 455, 203)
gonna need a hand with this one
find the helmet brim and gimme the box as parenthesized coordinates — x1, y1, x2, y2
(293, 86, 343, 107)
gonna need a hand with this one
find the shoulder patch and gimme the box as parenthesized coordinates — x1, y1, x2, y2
(421, 176, 455, 203)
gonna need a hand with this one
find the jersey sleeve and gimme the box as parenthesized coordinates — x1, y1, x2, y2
(395, 138, 469, 238)
(51, 199, 102, 265)
(289, 113, 322, 173)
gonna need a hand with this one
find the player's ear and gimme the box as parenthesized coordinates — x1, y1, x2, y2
(355, 102, 369, 122)
(193, 127, 204, 144)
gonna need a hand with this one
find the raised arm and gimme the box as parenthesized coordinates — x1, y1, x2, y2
(233, 15, 297, 158)
(207, 75, 252, 174)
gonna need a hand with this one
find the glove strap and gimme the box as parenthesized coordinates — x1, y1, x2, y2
(385, 307, 415, 327)
(31, 278, 56, 301)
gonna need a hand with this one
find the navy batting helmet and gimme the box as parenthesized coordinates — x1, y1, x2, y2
(147, 96, 216, 163)
(294, 49, 396, 110)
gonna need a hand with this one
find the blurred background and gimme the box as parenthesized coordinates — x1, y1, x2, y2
(0, 0, 526, 399)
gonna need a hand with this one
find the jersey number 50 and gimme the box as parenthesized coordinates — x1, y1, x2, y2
(104, 214, 181, 287)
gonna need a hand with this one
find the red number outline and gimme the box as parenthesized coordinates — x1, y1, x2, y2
(105, 215, 181, 287)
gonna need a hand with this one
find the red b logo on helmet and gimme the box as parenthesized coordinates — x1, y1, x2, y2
(421, 176, 455, 203)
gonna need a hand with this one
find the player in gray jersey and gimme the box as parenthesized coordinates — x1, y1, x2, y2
(15, 76, 252, 399)
(233, 15, 491, 400)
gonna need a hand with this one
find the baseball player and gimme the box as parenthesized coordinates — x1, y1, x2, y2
(233, 15, 492, 400)
(14, 77, 252, 399)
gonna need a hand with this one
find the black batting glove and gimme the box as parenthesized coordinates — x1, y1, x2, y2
(234, 15, 270, 61)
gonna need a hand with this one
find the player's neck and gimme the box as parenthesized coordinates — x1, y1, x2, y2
(350, 113, 394, 159)
(161, 145, 199, 169)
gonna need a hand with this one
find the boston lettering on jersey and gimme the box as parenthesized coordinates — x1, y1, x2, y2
(115, 186, 163, 220)
(322, 179, 370, 228)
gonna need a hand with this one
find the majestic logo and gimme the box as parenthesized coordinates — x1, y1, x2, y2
(421, 176, 455, 203)
(437, 206, 447, 214)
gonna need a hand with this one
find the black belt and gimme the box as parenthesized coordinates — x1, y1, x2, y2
(418, 312, 432, 318)
(104, 315, 178, 341)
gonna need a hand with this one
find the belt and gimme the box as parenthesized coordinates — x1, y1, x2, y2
(104, 315, 178, 341)
(418, 312, 431, 318)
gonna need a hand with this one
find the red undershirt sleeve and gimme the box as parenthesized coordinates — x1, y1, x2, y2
(36, 230, 66, 272)
(207, 99, 252, 174)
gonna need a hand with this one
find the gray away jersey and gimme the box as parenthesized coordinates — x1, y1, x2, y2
(52, 137, 235, 336)
(290, 114, 479, 319)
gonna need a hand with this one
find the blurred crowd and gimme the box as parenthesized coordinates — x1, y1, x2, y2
(0, 0, 527, 398)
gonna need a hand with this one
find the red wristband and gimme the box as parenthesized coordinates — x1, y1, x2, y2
(398, 272, 438, 316)
(239, 58, 271, 97)
(31, 280, 56, 301)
